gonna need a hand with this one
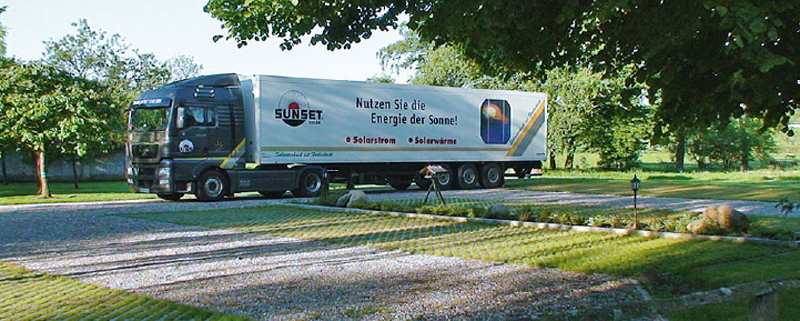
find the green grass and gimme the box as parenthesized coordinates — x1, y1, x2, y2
(0, 181, 155, 205)
(0, 261, 249, 320)
(508, 170, 800, 203)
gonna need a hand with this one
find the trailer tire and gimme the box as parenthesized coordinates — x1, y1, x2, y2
(157, 193, 184, 201)
(435, 164, 454, 190)
(197, 170, 228, 202)
(456, 164, 479, 189)
(292, 169, 325, 197)
(388, 179, 412, 190)
(259, 190, 286, 198)
(479, 163, 504, 188)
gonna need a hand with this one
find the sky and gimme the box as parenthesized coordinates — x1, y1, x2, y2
(1, 0, 409, 82)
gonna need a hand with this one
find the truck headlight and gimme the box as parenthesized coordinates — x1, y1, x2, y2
(157, 160, 172, 177)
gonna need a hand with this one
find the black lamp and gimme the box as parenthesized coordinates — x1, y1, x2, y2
(630, 175, 641, 229)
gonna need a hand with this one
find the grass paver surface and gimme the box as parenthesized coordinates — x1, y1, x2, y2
(0, 261, 249, 320)
(122, 205, 798, 289)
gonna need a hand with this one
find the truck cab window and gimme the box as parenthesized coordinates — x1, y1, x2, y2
(182, 106, 217, 128)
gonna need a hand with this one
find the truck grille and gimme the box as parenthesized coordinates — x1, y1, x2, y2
(132, 144, 159, 158)
(129, 163, 158, 189)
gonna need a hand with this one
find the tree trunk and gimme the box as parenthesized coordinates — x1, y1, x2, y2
(0, 150, 7, 185)
(740, 153, 749, 171)
(675, 134, 686, 172)
(548, 152, 557, 170)
(72, 159, 81, 189)
(564, 153, 575, 170)
(35, 151, 51, 198)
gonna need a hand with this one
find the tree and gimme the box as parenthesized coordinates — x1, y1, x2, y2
(0, 59, 120, 197)
(165, 54, 204, 82)
(0, 6, 7, 57)
(684, 118, 777, 170)
(42, 19, 171, 186)
(204, 0, 799, 137)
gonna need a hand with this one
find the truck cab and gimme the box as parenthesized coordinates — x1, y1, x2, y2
(126, 74, 247, 200)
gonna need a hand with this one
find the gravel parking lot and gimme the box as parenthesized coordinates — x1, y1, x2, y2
(0, 192, 653, 320)
(0, 189, 787, 319)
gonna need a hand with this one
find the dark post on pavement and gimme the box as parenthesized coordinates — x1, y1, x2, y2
(631, 175, 641, 229)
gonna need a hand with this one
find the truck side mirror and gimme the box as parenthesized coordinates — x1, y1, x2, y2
(176, 107, 186, 129)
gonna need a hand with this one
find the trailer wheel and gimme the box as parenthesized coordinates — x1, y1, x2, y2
(197, 170, 228, 202)
(157, 193, 184, 201)
(456, 164, 479, 189)
(259, 190, 286, 198)
(292, 169, 325, 197)
(388, 178, 412, 190)
(435, 164, 454, 190)
(479, 163, 504, 188)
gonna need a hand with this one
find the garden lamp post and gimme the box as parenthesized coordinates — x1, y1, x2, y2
(631, 175, 641, 229)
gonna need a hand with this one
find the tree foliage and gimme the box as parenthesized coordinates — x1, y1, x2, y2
(205, 0, 799, 136)
(683, 118, 777, 170)
(378, 31, 651, 170)
(0, 59, 120, 196)
(165, 54, 204, 82)
(0, 6, 7, 57)
(42, 19, 170, 100)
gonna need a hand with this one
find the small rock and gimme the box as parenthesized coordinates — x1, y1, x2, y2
(336, 193, 351, 207)
(486, 204, 510, 218)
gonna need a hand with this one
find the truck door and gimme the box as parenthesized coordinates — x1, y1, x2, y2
(176, 105, 219, 157)
(176, 104, 239, 159)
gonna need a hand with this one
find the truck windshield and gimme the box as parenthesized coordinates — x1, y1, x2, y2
(129, 107, 169, 132)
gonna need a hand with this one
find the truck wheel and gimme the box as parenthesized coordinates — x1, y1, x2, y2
(157, 193, 184, 201)
(197, 170, 228, 202)
(259, 190, 286, 198)
(435, 164, 454, 190)
(292, 169, 325, 197)
(456, 164, 479, 189)
(479, 163, 504, 188)
(388, 179, 412, 190)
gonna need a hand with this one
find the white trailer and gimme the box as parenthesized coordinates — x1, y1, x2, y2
(126, 74, 547, 201)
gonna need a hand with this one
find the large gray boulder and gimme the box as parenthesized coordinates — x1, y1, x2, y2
(688, 204, 749, 234)
(345, 190, 369, 208)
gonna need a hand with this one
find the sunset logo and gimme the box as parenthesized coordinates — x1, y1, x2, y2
(275, 90, 323, 127)
(480, 99, 511, 144)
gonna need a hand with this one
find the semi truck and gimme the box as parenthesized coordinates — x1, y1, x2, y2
(125, 74, 547, 201)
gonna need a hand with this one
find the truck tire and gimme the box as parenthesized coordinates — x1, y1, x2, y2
(292, 169, 325, 197)
(197, 169, 228, 202)
(479, 163, 504, 188)
(157, 193, 184, 201)
(456, 164, 479, 189)
(388, 179, 412, 190)
(259, 190, 286, 198)
(435, 164, 454, 190)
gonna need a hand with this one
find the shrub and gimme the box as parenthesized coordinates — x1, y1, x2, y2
(514, 205, 539, 222)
